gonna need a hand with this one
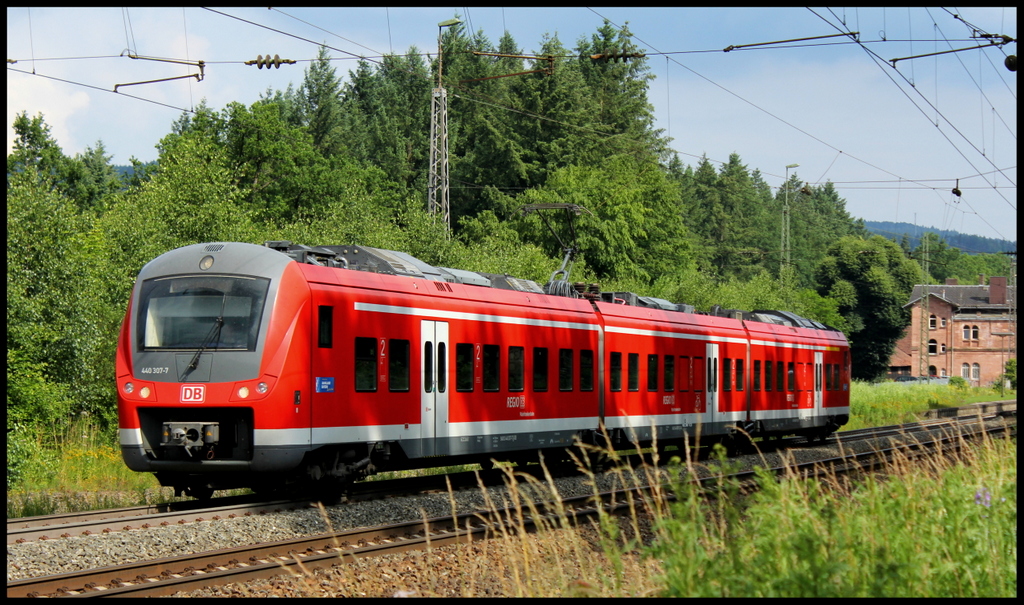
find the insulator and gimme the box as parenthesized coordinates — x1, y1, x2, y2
(247, 54, 296, 69)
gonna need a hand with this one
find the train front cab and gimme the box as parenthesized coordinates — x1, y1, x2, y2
(117, 243, 317, 496)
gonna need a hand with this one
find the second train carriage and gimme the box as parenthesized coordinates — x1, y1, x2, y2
(117, 241, 849, 497)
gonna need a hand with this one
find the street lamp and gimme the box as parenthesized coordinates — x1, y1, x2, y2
(428, 18, 462, 237)
(781, 163, 799, 275)
(436, 18, 462, 87)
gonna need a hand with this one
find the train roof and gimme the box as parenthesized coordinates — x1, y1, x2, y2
(263, 241, 842, 334)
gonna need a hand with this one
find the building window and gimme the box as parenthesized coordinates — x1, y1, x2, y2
(961, 363, 970, 379)
(940, 343, 946, 353)
(929, 365, 937, 377)
(972, 363, 980, 381)
(940, 368, 947, 377)
(929, 314, 937, 329)
(972, 326, 980, 340)
(928, 339, 938, 355)
(963, 325, 971, 340)
(941, 317, 947, 328)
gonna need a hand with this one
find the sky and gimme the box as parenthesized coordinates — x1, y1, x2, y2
(7, 7, 1018, 245)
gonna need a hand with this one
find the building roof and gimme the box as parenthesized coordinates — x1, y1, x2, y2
(905, 284, 1016, 310)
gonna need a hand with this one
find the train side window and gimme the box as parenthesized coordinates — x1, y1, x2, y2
(628, 353, 640, 392)
(787, 362, 796, 391)
(580, 349, 594, 392)
(610, 352, 622, 392)
(388, 339, 410, 392)
(482, 344, 500, 392)
(753, 360, 761, 391)
(764, 360, 772, 392)
(776, 361, 785, 392)
(317, 306, 333, 348)
(354, 337, 377, 392)
(722, 358, 732, 392)
(456, 343, 474, 392)
(693, 357, 704, 391)
(736, 359, 744, 391)
(558, 349, 574, 392)
(508, 346, 525, 392)
(832, 364, 840, 391)
(825, 362, 833, 391)
(437, 343, 446, 393)
(647, 354, 659, 391)
(663, 355, 675, 392)
(678, 356, 690, 391)
(533, 347, 549, 392)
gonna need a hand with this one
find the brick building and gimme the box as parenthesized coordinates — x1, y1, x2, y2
(888, 276, 1016, 386)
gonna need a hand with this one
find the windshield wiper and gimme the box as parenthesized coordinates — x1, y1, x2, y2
(179, 314, 224, 382)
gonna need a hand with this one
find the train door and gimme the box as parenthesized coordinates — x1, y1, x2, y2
(813, 351, 823, 418)
(705, 343, 719, 427)
(420, 320, 449, 456)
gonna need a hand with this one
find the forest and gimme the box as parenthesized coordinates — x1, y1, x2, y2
(7, 22, 1014, 454)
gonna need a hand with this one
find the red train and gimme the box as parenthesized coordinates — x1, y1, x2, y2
(117, 241, 850, 498)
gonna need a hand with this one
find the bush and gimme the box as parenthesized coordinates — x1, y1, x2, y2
(948, 376, 968, 391)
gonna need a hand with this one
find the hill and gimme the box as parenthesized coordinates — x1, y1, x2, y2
(863, 221, 1016, 255)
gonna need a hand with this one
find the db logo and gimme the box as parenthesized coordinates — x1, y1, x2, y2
(181, 385, 206, 403)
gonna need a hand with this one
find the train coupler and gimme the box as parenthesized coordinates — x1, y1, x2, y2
(161, 421, 220, 457)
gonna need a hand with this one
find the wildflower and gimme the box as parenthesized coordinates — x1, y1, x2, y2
(974, 488, 992, 508)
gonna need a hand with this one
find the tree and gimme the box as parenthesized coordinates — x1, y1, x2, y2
(911, 232, 961, 283)
(7, 168, 116, 427)
(297, 46, 345, 156)
(7, 112, 119, 213)
(815, 235, 923, 380)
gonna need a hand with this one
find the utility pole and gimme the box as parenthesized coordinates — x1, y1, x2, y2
(918, 234, 930, 378)
(428, 18, 461, 238)
(781, 163, 798, 276)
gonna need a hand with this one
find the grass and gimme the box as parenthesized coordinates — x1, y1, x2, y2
(844, 381, 1015, 430)
(649, 430, 1016, 597)
(278, 423, 1015, 597)
(6, 418, 184, 518)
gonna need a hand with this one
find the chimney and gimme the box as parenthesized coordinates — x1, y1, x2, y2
(945, 278, 958, 285)
(989, 276, 1007, 305)
(978, 274, 986, 285)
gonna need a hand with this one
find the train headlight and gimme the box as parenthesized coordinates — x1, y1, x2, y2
(237, 386, 250, 399)
(140, 387, 151, 399)
(256, 382, 268, 394)
(124, 382, 134, 394)
(199, 255, 215, 271)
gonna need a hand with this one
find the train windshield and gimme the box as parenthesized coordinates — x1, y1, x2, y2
(136, 275, 271, 352)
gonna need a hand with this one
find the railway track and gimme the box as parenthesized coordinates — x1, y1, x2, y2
(7, 408, 1013, 598)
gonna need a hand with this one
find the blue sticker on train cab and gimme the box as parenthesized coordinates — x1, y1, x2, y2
(315, 377, 334, 393)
